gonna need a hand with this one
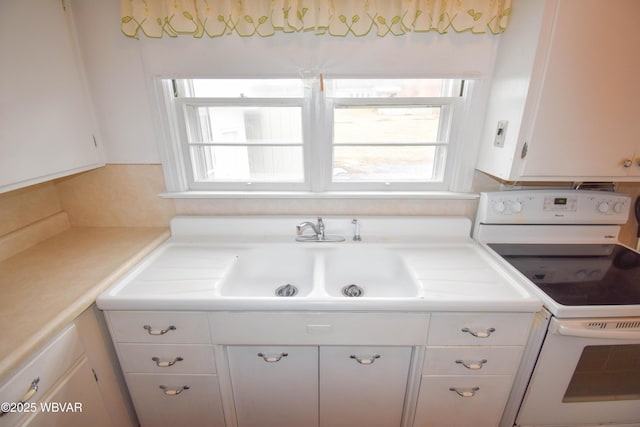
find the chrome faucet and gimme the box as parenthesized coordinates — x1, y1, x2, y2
(296, 217, 325, 240)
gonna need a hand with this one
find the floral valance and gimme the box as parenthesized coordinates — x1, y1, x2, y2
(121, 0, 512, 38)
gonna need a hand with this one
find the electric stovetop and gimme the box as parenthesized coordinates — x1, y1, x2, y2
(488, 243, 640, 306)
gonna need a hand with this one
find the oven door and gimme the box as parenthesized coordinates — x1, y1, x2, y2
(516, 317, 640, 427)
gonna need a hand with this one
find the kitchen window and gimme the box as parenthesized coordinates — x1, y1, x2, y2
(161, 77, 467, 194)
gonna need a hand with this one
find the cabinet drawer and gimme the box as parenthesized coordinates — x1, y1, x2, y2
(427, 313, 532, 346)
(423, 346, 522, 376)
(107, 311, 210, 344)
(210, 312, 429, 345)
(0, 325, 84, 427)
(118, 344, 216, 374)
(414, 375, 513, 427)
(126, 373, 225, 427)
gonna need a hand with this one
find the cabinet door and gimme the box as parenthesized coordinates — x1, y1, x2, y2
(413, 375, 513, 427)
(227, 346, 318, 427)
(520, 0, 640, 179)
(126, 373, 225, 427)
(320, 346, 412, 427)
(0, 0, 103, 192)
(22, 358, 111, 427)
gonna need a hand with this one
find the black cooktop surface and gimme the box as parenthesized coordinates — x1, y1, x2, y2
(488, 243, 640, 306)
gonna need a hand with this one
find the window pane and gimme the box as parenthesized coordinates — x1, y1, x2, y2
(177, 79, 303, 98)
(186, 106, 302, 144)
(326, 79, 460, 98)
(334, 107, 442, 144)
(332, 146, 443, 182)
(190, 145, 304, 182)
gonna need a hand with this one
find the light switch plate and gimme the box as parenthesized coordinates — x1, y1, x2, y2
(494, 120, 508, 147)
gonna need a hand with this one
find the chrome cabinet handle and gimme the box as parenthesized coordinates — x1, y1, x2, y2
(449, 386, 479, 397)
(623, 159, 633, 168)
(159, 385, 190, 396)
(461, 327, 495, 338)
(0, 378, 40, 417)
(455, 359, 487, 370)
(258, 352, 288, 363)
(143, 325, 176, 336)
(350, 354, 380, 365)
(152, 356, 183, 368)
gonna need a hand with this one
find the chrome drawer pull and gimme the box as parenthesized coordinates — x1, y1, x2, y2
(143, 325, 176, 336)
(461, 327, 495, 338)
(350, 354, 381, 365)
(258, 352, 288, 363)
(159, 385, 190, 396)
(0, 378, 39, 417)
(152, 356, 184, 368)
(455, 359, 487, 370)
(449, 386, 479, 398)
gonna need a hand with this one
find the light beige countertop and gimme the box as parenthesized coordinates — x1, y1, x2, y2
(0, 226, 170, 382)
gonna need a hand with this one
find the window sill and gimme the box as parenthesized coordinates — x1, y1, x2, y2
(159, 191, 480, 200)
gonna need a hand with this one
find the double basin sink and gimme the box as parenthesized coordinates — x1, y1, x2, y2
(216, 245, 420, 300)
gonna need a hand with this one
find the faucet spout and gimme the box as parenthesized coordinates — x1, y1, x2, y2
(296, 221, 319, 236)
(296, 217, 326, 240)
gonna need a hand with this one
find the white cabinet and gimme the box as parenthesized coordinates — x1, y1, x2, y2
(0, 324, 111, 427)
(413, 313, 532, 427)
(104, 310, 534, 427)
(216, 312, 428, 427)
(227, 346, 318, 427)
(226, 345, 413, 427)
(319, 346, 412, 427)
(21, 358, 111, 427)
(476, 0, 640, 182)
(105, 311, 226, 427)
(0, 0, 104, 193)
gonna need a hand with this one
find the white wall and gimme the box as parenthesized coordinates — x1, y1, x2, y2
(70, 0, 502, 167)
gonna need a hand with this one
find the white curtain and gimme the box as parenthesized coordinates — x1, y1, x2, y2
(121, 0, 512, 38)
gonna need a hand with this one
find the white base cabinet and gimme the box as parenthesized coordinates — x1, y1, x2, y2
(412, 313, 532, 427)
(0, 317, 126, 427)
(227, 346, 318, 427)
(227, 345, 413, 427)
(21, 358, 111, 427)
(105, 311, 226, 427)
(104, 310, 535, 427)
(320, 346, 412, 427)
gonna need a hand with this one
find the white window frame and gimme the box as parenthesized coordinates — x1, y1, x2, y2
(156, 77, 472, 195)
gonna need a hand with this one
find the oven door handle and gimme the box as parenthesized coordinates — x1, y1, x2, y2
(555, 324, 640, 340)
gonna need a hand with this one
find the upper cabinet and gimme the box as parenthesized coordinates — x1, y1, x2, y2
(0, 0, 104, 194)
(476, 0, 640, 182)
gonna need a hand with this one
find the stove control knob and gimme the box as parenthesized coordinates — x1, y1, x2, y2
(613, 202, 625, 213)
(588, 269, 602, 279)
(511, 201, 523, 213)
(575, 270, 588, 280)
(597, 202, 610, 213)
(494, 201, 506, 213)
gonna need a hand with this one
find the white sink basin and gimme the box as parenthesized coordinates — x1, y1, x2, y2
(218, 246, 316, 297)
(322, 246, 420, 298)
(217, 245, 419, 299)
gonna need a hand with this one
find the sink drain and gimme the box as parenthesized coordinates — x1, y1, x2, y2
(342, 284, 364, 297)
(275, 284, 298, 297)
